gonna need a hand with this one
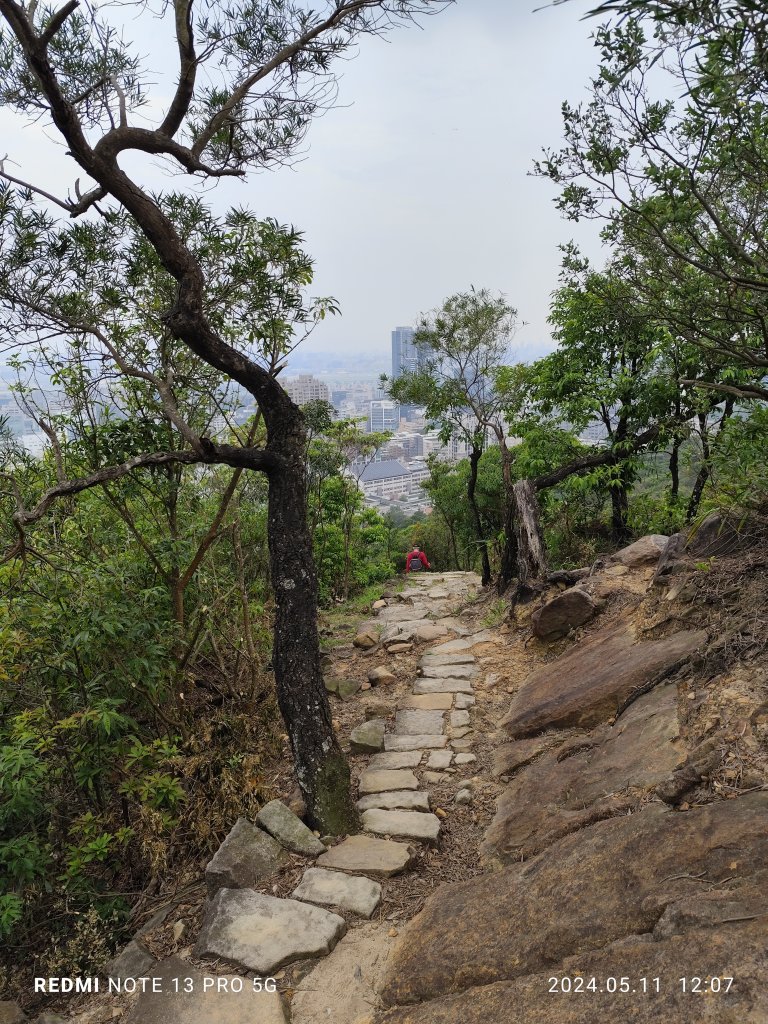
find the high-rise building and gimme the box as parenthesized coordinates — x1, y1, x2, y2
(369, 400, 400, 433)
(283, 374, 330, 406)
(391, 326, 417, 379)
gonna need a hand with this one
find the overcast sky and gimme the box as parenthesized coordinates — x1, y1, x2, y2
(2, 0, 606, 368)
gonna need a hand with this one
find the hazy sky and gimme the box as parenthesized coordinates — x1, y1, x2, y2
(1, 0, 606, 366)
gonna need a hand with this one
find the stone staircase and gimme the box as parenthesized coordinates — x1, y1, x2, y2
(64, 571, 487, 1024)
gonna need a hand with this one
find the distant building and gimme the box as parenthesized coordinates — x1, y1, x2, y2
(369, 400, 400, 433)
(359, 459, 412, 499)
(391, 326, 417, 380)
(283, 374, 330, 406)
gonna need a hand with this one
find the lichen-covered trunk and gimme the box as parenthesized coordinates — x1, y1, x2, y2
(512, 478, 548, 590)
(266, 411, 358, 835)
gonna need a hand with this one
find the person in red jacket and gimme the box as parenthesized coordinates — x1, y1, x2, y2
(405, 545, 431, 573)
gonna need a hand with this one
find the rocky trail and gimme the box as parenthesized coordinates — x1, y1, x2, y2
(15, 522, 768, 1024)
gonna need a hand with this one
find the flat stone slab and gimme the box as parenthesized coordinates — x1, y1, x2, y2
(368, 751, 423, 769)
(362, 809, 441, 844)
(292, 868, 381, 918)
(454, 694, 476, 710)
(359, 768, 419, 794)
(412, 678, 473, 695)
(317, 835, 414, 877)
(399, 693, 454, 710)
(377, 605, 430, 622)
(427, 637, 474, 654)
(419, 663, 476, 679)
(426, 750, 453, 770)
(394, 709, 445, 735)
(195, 889, 345, 974)
(256, 800, 326, 857)
(384, 733, 448, 751)
(450, 710, 470, 728)
(350, 718, 386, 753)
(122, 956, 286, 1024)
(420, 653, 476, 667)
(357, 790, 431, 812)
(205, 817, 289, 896)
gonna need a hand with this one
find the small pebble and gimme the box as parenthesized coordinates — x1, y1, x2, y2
(454, 789, 473, 805)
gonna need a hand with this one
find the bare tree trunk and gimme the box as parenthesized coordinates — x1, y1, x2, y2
(265, 406, 358, 834)
(512, 479, 548, 590)
(669, 437, 681, 501)
(494, 430, 517, 593)
(468, 445, 491, 586)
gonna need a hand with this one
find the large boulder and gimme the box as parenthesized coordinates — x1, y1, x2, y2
(378, 920, 768, 1024)
(686, 510, 750, 558)
(609, 534, 668, 568)
(652, 531, 689, 586)
(379, 793, 768, 1008)
(500, 623, 707, 738)
(482, 684, 684, 865)
(530, 588, 597, 641)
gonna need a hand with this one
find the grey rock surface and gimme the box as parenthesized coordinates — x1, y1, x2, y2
(356, 790, 431, 812)
(195, 889, 345, 974)
(383, 734, 448, 751)
(292, 868, 381, 918)
(362, 809, 441, 844)
(368, 751, 422, 769)
(255, 800, 326, 857)
(394, 709, 445, 735)
(412, 678, 473, 695)
(205, 818, 289, 896)
(317, 835, 414, 877)
(104, 938, 156, 982)
(358, 769, 419, 794)
(349, 719, 387, 753)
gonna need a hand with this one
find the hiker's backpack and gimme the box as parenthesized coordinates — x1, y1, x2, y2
(409, 554, 422, 571)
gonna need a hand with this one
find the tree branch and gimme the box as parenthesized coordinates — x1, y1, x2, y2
(533, 424, 661, 491)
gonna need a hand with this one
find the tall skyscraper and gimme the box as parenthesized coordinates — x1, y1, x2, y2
(391, 326, 417, 379)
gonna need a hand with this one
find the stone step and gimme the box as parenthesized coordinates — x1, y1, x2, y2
(412, 678, 474, 696)
(368, 750, 423, 770)
(450, 710, 471, 728)
(419, 663, 476, 680)
(361, 808, 441, 844)
(420, 653, 476, 667)
(394, 709, 445, 735)
(356, 790, 431, 812)
(398, 693, 454, 711)
(195, 889, 346, 974)
(205, 817, 288, 897)
(292, 867, 381, 919)
(317, 835, 414, 877)
(384, 733, 448, 751)
(358, 769, 419, 794)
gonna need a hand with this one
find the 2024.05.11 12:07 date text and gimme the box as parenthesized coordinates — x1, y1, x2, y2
(548, 976, 734, 995)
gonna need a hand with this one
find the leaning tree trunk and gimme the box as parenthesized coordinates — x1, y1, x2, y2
(512, 479, 548, 591)
(495, 432, 518, 593)
(265, 403, 358, 834)
(468, 446, 491, 586)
